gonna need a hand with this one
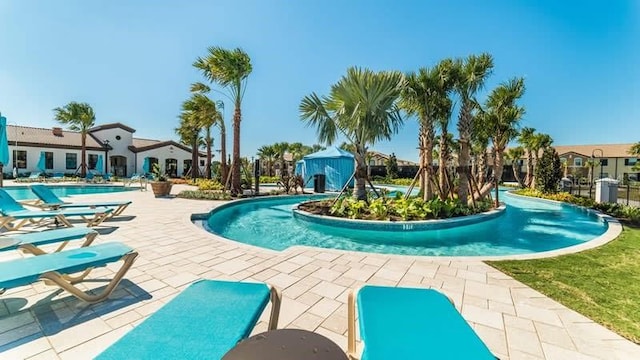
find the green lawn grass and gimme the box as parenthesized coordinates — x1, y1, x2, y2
(487, 224, 640, 344)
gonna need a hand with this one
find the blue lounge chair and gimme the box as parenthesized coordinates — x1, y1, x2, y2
(0, 189, 113, 230)
(29, 185, 131, 217)
(347, 285, 496, 360)
(0, 227, 98, 255)
(0, 242, 137, 304)
(96, 279, 282, 360)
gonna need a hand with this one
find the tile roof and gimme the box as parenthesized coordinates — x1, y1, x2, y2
(132, 138, 162, 148)
(552, 144, 637, 158)
(7, 125, 104, 150)
(88, 122, 136, 133)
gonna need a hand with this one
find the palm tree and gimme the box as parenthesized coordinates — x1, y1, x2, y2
(453, 53, 494, 203)
(518, 127, 536, 187)
(272, 142, 290, 177)
(471, 109, 491, 191)
(311, 144, 325, 152)
(400, 62, 453, 201)
(477, 78, 526, 204)
(177, 95, 209, 178)
(300, 67, 405, 200)
(190, 83, 223, 180)
(194, 47, 252, 194)
(506, 146, 526, 187)
(434, 132, 456, 199)
(53, 102, 96, 177)
(257, 144, 277, 176)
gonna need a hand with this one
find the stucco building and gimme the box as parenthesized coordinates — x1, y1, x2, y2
(8, 122, 204, 178)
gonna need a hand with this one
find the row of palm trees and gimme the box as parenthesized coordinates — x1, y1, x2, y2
(256, 142, 324, 177)
(175, 47, 251, 192)
(300, 55, 532, 204)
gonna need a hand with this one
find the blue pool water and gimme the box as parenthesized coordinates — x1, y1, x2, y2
(4, 185, 137, 200)
(203, 189, 609, 256)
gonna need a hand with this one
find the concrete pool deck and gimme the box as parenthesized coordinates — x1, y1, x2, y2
(0, 183, 638, 359)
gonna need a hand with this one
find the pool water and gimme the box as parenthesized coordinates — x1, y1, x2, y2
(4, 185, 137, 200)
(203, 189, 608, 256)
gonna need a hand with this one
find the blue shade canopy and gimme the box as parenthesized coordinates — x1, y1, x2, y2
(0, 116, 9, 166)
(142, 157, 150, 173)
(95, 155, 104, 174)
(37, 151, 46, 172)
(301, 146, 355, 191)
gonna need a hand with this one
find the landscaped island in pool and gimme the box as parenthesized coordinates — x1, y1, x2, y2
(197, 189, 610, 257)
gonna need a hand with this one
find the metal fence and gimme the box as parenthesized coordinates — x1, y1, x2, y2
(565, 183, 640, 207)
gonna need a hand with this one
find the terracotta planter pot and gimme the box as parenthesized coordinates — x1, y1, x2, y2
(150, 181, 172, 197)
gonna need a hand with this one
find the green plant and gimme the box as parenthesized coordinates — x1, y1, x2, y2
(194, 179, 223, 191)
(177, 190, 231, 200)
(535, 147, 562, 193)
(259, 176, 280, 184)
(152, 163, 167, 182)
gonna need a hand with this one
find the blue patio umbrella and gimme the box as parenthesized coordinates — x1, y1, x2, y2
(95, 155, 104, 174)
(0, 115, 9, 187)
(142, 157, 150, 174)
(37, 151, 46, 172)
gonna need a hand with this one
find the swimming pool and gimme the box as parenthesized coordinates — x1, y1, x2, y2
(4, 185, 137, 200)
(201, 189, 609, 256)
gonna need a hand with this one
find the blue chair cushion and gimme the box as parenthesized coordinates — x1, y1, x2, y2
(0, 227, 97, 251)
(0, 242, 134, 290)
(358, 285, 495, 360)
(96, 279, 272, 360)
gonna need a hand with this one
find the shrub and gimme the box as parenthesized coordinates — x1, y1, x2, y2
(514, 189, 639, 224)
(259, 176, 280, 184)
(189, 179, 224, 191)
(535, 147, 562, 193)
(327, 194, 493, 221)
(177, 190, 231, 201)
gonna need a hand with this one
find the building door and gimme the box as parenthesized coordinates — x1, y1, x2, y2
(165, 158, 178, 178)
(110, 156, 127, 177)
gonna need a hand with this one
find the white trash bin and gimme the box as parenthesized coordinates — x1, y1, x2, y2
(595, 178, 619, 203)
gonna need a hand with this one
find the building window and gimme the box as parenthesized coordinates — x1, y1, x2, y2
(183, 160, 192, 176)
(66, 153, 77, 170)
(199, 160, 205, 166)
(88, 154, 98, 170)
(624, 158, 638, 166)
(13, 150, 27, 169)
(574, 157, 582, 167)
(44, 152, 54, 170)
(600, 159, 608, 166)
(115, 135, 121, 140)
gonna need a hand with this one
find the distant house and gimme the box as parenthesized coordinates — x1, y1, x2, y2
(367, 151, 418, 167)
(8, 122, 205, 177)
(508, 143, 639, 182)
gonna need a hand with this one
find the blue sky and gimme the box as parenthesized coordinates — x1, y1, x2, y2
(0, 0, 638, 162)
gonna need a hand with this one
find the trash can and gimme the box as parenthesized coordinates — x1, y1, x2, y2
(313, 174, 326, 193)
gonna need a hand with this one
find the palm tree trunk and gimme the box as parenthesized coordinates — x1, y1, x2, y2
(81, 132, 87, 177)
(220, 123, 227, 184)
(206, 127, 212, 179)
(513, 162, 524, 188)
(352, 145, 368, 200)
(457, 103, 472, 203)
(477, 148, 505, 203)
(526, 150, 534, 187)
(419, 122, 434, 201)
(231, 102, 242, 193)
(191, 134, 200, 178)
(531, 152, 540, 189)
(438, 132, 449, 200)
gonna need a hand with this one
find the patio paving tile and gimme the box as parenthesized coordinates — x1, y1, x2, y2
(0, 186, 637, 359)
